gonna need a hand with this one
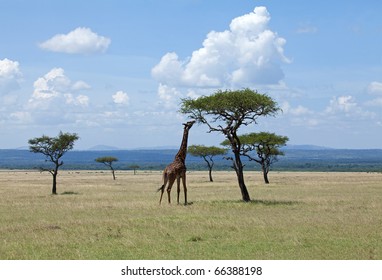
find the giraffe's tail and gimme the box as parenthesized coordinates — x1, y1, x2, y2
(157, 170, 168, 192)
(157, 185, 165, 193)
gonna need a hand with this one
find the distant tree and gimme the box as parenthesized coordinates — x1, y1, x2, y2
(95, 156, 118, 180)
(181, 88, 279, 202)
(241, 132, 289, 184)
(129, 164, 140, 175)
(222, 132, 288, 184)
(188, 145, 227, 182)
(29, 131, 79, 194)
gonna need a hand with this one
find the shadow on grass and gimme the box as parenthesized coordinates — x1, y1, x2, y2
(251, 199, 300, 206)
(211, 199, 301, 206)
(61, 191, 80, 195)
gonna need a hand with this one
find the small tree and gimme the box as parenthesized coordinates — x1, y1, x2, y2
(95, 156, 118, 180)
(188, 145, 227, 182)
(181, 88, 279, 202)
(29, 131, 79, 194)
(129, 164, 140, 175)
(222, 132, 288, 184)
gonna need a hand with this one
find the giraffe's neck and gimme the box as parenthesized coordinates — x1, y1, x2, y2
(174, 127, 190, 162)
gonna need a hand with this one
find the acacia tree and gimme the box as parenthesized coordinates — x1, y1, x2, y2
(181, 88, 280, 202)
(188, 145, 227, 182)
(222, 132, 288, 184)
(29, 131, 79, 194)
(129, 164, 140, 175)
(95, 156, 118, 180)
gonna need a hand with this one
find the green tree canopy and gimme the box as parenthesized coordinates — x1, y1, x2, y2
(29, 131, 79, 194)
(95, 156, 118, 164)
(188, 145, 227, 182)
(181, 88, 280, 201)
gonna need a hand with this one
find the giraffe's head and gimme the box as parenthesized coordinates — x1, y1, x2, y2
(183, 120, 196, 130)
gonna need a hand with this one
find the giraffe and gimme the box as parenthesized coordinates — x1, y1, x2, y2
(158, 120, 195, 205)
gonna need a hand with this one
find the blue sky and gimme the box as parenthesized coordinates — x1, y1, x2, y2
(1, 0, 381, 149)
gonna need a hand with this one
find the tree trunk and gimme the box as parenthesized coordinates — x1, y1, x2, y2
(208, 168, 213, 182)
(263, 172, 270, 184)
(233, 151, 251, 202)
(52, 170, 58, 195)
(112, 169, 116, 180)
(203, 156, 214, 182)
(261, 163, 269, 184)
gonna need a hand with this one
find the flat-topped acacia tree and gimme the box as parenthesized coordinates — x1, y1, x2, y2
(95, 156, 118, 180)
(181, 88, 280, 202)
(129, 164, 140, 175)
(222, 132, 289, 184)
(188, 145, 227, 182)
(241, 132, 288, 184)
(29, 131, 79, 195)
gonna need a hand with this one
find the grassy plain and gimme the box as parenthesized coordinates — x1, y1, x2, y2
(0, 170, 381, 260)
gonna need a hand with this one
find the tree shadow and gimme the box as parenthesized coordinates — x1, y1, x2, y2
(61, 191, 80, 195)
(250, 199, 300, 206)
(211, 199, 300, 206)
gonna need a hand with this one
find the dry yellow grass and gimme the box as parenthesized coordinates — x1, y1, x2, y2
(0, 170, 381, 259)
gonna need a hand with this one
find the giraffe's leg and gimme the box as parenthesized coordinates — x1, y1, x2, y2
(159, 185, 165, 205)
(159, 172, 169, 204)
(182, 172, 187, 205)
(167, 176, 176, 204)
(176, 176, 181, 205)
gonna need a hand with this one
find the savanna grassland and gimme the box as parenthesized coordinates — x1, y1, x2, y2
(0, 170, 381, 260)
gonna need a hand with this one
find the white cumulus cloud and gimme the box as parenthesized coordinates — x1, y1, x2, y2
(152, 6, 289, 93)
(32, 68, 70, 100)
(367, 81, 382, 95)
(365, 82, 382, 108)
(72, 80, 91, 91)
(17, 68, 93, 126)
(326, 96, 357, 114)
(325, 95, 376, 120)
(0, 58, 22, 95)
(29, 67, 90, 109)
(282, 101, 312, 116)
(39, 27, 111, 54)
(112, 91, 130, 105)
(65, 94, 89, 107)
(156, 83, 183, 108)
(0, 58, 21, 79)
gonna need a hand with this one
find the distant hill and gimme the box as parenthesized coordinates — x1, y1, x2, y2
(1, 148, 382, 172)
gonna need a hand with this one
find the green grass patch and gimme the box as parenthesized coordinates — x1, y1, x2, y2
(0, 170, 381, 259)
